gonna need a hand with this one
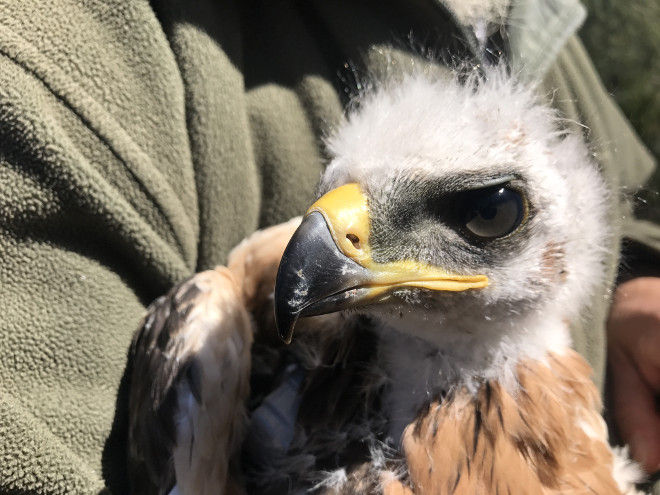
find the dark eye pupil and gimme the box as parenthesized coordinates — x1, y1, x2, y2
(480, 205, 498, 221)
(461, 186, 525, 239)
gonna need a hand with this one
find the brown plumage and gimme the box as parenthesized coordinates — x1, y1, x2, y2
(401, 351, 621, 495)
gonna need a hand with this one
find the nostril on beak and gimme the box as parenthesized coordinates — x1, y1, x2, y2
(346, 233, 361, 249)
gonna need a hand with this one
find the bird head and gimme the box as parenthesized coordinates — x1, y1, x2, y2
(275, 71, 610, 355)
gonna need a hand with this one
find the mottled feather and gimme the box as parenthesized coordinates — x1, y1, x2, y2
(401, 350, 628, 495)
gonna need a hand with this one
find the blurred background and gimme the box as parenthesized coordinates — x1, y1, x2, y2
(580, 0, 660, 191)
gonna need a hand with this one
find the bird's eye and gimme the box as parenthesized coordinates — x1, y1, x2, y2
(458, 186, 526, 239)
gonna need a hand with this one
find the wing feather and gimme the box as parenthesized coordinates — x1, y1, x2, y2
(127, 269, 252, 495)
(127, 219, 301, 495)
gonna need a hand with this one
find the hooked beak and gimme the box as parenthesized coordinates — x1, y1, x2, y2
(274, 183, 488, 343)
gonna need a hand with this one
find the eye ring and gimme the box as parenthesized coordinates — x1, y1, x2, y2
(457, 185, 528, 240)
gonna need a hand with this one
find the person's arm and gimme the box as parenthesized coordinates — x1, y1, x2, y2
(0, 2, 198, 492)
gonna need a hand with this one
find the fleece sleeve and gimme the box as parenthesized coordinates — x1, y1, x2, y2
(0, 2, 200, 493)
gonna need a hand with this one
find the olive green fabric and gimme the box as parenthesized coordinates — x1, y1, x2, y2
(508, 0, 587, 80)
(0, 1, 656, 494)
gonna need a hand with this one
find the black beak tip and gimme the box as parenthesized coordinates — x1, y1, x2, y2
(274, 306, 298, 345)
(279, 330, 293, 345)
(274, 277, 300, 344)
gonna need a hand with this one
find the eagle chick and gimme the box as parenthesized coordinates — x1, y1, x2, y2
(128, 69, 644, 495)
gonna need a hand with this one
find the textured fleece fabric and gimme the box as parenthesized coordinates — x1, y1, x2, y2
(0, 1, 657, 494)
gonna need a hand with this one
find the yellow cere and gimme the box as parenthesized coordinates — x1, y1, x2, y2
(306, 183, 489, 292)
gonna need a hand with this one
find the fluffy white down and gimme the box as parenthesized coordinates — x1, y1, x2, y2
(324, 70, 609, 326)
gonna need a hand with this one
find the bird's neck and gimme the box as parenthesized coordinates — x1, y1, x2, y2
(377, 312, 572, 442)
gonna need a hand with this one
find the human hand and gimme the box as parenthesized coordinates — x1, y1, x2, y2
(608, 277, 660, 474)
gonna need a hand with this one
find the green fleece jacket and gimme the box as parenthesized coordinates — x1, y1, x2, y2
(0, 1, 657, 494)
